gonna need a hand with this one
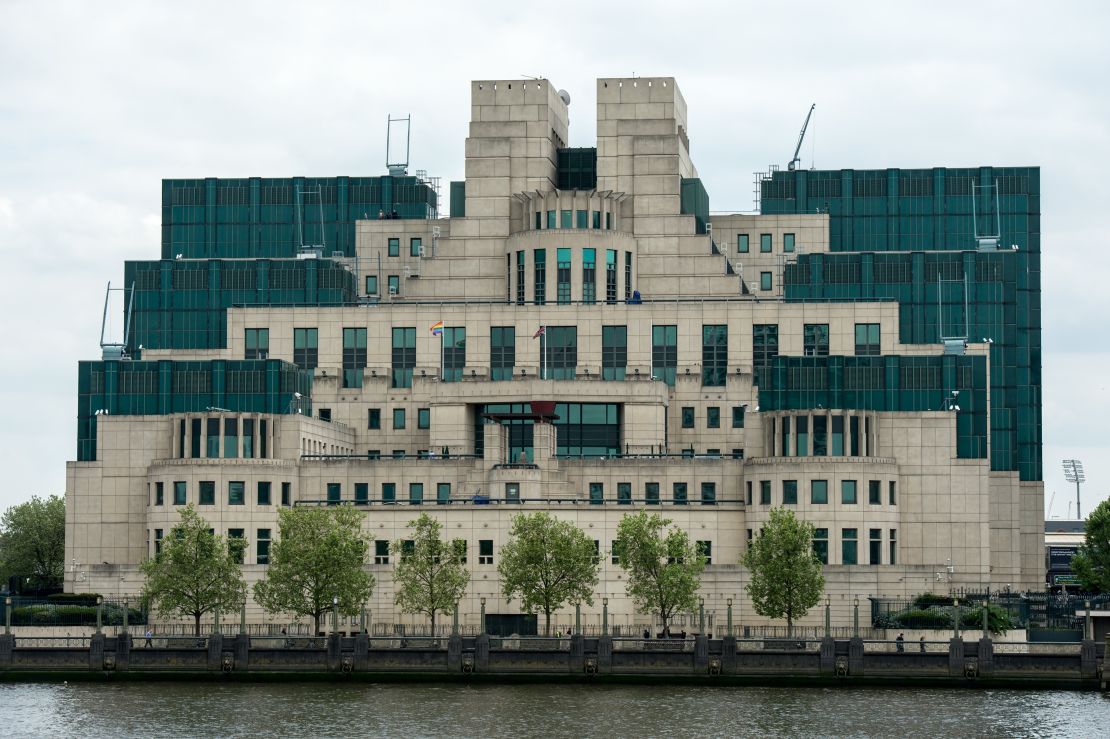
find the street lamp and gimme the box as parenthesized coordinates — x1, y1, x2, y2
(602, 597, 609, 636)
(480, 597, 486, 635)
(1062, 459, 1085, 519)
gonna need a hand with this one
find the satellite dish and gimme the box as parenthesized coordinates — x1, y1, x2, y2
(558, 89, 571, 106)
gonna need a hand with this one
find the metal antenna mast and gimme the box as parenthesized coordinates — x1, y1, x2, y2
(788, 104, 816, 171)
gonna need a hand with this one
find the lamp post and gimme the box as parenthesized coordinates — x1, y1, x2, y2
(331, 596, 339, 634)
(480, 597, 486, 635)
(824, 595, 831, 637)
(1062, 459, 1085, 519)
(698, 597, 705, 634)
(953, 598, 960, 640)
(602, 597, 609, 636)
(575, 602, 581, 636)
(95, 596, 103, 634)
(4, 596, 10, 635)
(726, 598, 733, 635)
(852, 596, 859, 637)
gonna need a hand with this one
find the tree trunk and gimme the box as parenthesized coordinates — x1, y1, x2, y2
(787, 615, 793, 637)
(314, 611, 321, 636)
(194, 613, 201, 637)
(661, 612, 668, 638)
(544, 608, 551, 636)
(431, 611, 437, 637)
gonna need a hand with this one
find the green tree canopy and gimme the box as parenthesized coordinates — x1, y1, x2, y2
(1072, 499, 1110, 593)
(742, 507, 825, 634)
(392, 513, 468, 634)
(140, 504, 245, 635)
(498, 512, 599, 635)
(614, 511, 705, 636)
(0, 494, 65, 590)
(253, 505, 374, 634)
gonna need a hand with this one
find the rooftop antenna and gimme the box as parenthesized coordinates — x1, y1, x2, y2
(100, 281, 135, 360)
(386, 114, 411, 176)
(788, 103, 815, 171)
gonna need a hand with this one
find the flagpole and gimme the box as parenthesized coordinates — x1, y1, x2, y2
(441, 327, 445, 381)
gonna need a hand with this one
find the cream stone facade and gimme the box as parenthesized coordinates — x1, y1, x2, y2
(65, 76, 1044, 634)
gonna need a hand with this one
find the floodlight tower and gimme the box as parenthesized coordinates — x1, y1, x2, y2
(1062, 459, 1085, 519)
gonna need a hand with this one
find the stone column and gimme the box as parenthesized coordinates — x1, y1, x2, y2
(597, 635, 613, 673)
(568, 633, 584, 674)
(533, 421, 556, 467)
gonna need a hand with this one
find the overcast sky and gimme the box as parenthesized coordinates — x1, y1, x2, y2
(1, 0, 1107, 518)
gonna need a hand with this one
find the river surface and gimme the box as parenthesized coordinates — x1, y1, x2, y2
(1, 682, 1108, 738)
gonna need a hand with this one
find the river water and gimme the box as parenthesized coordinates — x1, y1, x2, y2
(1, 682, 1108, 738)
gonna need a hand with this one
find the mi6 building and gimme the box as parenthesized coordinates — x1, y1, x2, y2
(65, 77, 1043, 631)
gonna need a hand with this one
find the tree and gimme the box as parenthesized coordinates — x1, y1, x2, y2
(0, 495, 65, 590)
(392, 513, 468, 634)
(614, 511, 705, 636)
(1072, 499, 1110, 593)
(253, 505, 374, 634)
(742, 507, 825, 635)
(498, 512, 599, 635)
(140, 504, 245, 636)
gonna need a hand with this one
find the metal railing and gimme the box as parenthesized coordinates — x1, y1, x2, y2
(9, 636, 93, 648)
(862, 639, 951, 654)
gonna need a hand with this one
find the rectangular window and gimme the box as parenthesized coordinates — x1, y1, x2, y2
(624, 252, 631, 299)
(257, 481, 271, 506)
(707, 407, 720, 428)
(410, 237, 422, 257)
(454, 539, 468, 564)
(387, 275, 400, 295)
(759, 480, 771, 505)
(365, 275, 378, 296)
(293, 327, 318, 369)
(617, 482, 633, 505)
(491, 326, 516, 381)
(228, 529, 245, 564)
(560, 210, 572, 229)
(505, 483, 520, 502)
(869, 528, 882, 565)
(642, 482, 658, 505)
(190, 418, 201, 458)
(889, 481, 897, 505)
(533, 249, 546, 305)
(760, 272, 772, 291)
(368, 409, 381, 429)
(611, 541, 620, 565)
(889, 529, 898, 565)
(811, 479, 828, 504)
(737, 233, 749, 253)
(701, 482, 716, 505)
(576, 210, 588, 229)
(831, 415, 844, 456)
(326, 483, 341, 505)
(154, 528, 163, 555)
(409, 483, 423, 505)
(442, 326, 466, 382)
(745, 481, 752, 505)
(672, 482, 687, 505)
(783, 233, 795, 252)
(223, 418, 239, 459)
(541, 326, 577, 380)
(382, 482, 396, 503)
(732, 405, 746, 428)
(812, 416, 827, 456)
(479, 539, 494, 565)
(281, 482, 291, 506)
(546, 210, 556, 229)
(842, 528, 858, 565)
(681, 407, 695, 428)
(753, 324, 778, 388)
(589, 482, 604, 505)
(556, 248, 572, 304)
(391, 327, 416, 388)
(760, 233, 772, 253)
(702, 324, 727, 386)
(228, 481, 244, 505)
(355, 483, 369, 504)
(173, 481, 187, 506)
(256, 528, 271, 565)
(841, 480, 858, 504)
(342, 327, 367, 389)
(651, 325, 677, 386)
(782, 480, 798, 505)
(245, 328, 269, 359)
(602, 325, 627, 380)
(515, 250, 525, 305)
(417, 408, 430, 430)
(605, 249, 618, 304)
(593, 211, 601, 229)
(206, 418, 220, 458)
(388, 237, 399, 257)
(374, 540, 390, 565)
(854, 323, 881, 356)
(869, 480, 882, 505)
(393, 408, 406, 429)
(437, 482, 451, 505)
(697, 540, 713, 565)
(582, 248, 596, 304)
(199, 481, 215, 505)
(813, 528, 828, 564)
(804, 324, 829, 357)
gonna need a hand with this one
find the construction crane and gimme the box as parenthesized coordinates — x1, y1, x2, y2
(787, 103, 816, 171)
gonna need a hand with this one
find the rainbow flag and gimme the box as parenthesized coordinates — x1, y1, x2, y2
(430, 321, 444, 336)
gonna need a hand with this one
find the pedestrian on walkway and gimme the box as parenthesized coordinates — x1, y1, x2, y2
(896, 632, 905, 652)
